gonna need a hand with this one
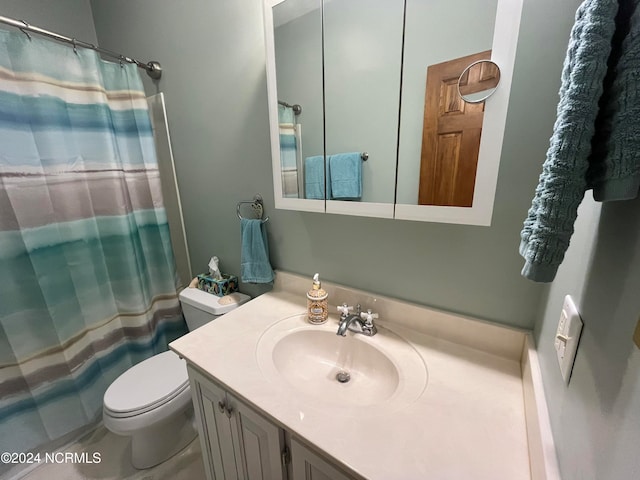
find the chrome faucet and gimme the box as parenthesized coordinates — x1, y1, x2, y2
(336, 304, 378, 337)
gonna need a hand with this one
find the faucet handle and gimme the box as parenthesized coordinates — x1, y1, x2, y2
(360, 309, 379, 325)
(337, 304, 353, 318)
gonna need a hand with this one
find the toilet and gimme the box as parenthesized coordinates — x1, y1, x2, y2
(103, 288, 250, 469)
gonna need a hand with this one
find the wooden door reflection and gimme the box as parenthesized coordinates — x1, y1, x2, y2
(418, 50, 491, 207)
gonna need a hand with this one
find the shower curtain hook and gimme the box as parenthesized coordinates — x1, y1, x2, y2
(19, 20, 31, 40)
(119, 55, 124, 68)
(72, 38, 78, 55)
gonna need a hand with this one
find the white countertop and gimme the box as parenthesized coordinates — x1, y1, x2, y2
(170, 273, 531, 480)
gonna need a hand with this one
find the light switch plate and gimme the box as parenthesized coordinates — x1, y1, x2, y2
(555, 295, 583, 384)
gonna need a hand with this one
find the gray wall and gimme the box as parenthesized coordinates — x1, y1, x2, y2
(0, 0, 97, 44)
(88, 0, 565, 330)
(519, 0, 640, 477)
(534, 192, 640, 480)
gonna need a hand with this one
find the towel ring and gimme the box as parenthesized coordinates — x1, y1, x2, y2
(237, 194, 269, 223)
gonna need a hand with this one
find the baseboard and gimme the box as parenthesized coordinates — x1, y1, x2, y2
(521, 334, 561, 480)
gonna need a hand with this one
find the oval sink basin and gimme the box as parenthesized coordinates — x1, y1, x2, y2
(272, 329, 399, 405)
(256, 314, 428, 409)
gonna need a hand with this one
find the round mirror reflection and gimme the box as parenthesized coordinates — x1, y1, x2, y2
(457, 60, 501, 103)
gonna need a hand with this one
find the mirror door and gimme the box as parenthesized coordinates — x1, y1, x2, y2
(394, 0, 523, 225)
(265, 0, 325, 212)
(323, 0, 404, 219)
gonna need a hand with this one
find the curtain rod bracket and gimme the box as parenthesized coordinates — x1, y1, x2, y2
(146, 61, 162, 80)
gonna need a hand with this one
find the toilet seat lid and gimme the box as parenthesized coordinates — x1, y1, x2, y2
(104, 350, 188, 415)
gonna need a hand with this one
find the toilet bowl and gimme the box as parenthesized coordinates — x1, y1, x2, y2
(103, 289, 250, 469)
(103, 350, 195, 469)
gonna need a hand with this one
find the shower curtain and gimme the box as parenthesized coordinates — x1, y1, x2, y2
(278, 104, 302, 197)
(0, 29, 186, 459)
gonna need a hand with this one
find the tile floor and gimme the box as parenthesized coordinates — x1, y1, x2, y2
(19, 424, 205, 480)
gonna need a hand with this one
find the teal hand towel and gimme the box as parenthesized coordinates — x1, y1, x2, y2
(304, 155, 330, 199)
(329, 152, 362, 200)
(240, 218, 274, 283)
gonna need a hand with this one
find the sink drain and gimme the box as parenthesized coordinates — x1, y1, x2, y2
(336, 371, 351, 383)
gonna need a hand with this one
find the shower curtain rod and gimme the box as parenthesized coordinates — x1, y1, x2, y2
(278, 100, 302, 115)
(0, 15, 162, 79)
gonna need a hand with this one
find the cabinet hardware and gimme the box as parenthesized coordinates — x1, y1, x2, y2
(281, 446, 291, 466)
(218, 400, 234, 418)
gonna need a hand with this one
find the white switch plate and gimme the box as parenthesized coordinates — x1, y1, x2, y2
(555, 295, 583, 384)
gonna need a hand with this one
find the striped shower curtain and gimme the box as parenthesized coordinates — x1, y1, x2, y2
(0, 29, 186, 460)
(278, 104, 302, 198)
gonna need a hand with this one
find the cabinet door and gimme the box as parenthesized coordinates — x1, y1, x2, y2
(189, 366, 240, 480)
(291, 438, 355, 480)
(228, 393, 286, 480)
(323, 0, 404, 217)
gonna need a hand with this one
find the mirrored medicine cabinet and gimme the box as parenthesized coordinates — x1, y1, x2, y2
(263, 0, 523, 225)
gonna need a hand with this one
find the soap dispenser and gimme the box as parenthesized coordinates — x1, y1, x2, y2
(307, 273, 328, 324)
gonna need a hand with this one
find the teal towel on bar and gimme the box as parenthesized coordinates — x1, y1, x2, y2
(329, 152, 362, 200)
(520, 0, 640, 282)
(240, 218, 274, 283)
(304, 155, 330, 199)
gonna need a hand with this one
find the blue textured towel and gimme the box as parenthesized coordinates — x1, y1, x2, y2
(520, 0, 640, 282)
(329, 152, 362, 200)
(304, 155, 330, 199)
(240, 218, 274, 283)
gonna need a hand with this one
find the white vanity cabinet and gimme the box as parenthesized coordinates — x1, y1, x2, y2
(188, 365, 358, 480)
(290, 438, 354, 480)
(171, 275, 536, 479)
(188, 365, 287, 480)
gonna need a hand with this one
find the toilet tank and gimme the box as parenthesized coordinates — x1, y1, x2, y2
(178, 288, 251, 331)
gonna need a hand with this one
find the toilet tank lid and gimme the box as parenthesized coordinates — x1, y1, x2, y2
(178, 288, 251, 316)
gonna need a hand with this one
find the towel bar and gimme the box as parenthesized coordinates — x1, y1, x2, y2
(237, 194, 269, 223)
